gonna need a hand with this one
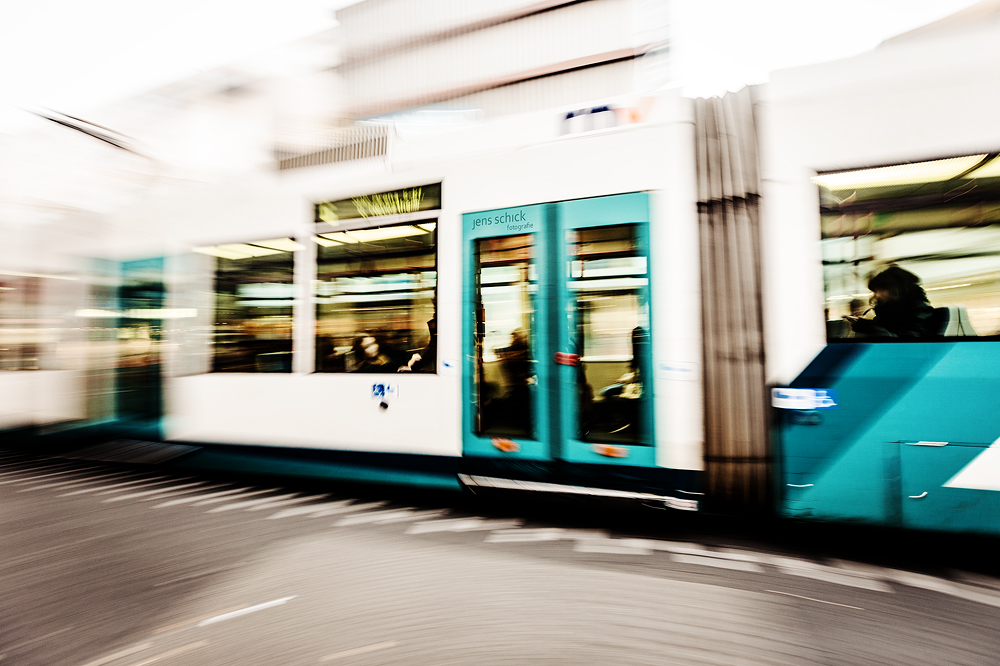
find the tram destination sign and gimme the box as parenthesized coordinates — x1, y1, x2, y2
(315, 183, 441, 223)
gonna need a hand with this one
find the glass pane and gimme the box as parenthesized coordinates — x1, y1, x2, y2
(569, 224, 649, 444)
(475, 234, 536, 439)
(209, 242, 295, 372)
(819, 157, 1000, 340)
(315, 223, 436, 373)
(0, 276, 41, 371)
(117, 274, 164, 421)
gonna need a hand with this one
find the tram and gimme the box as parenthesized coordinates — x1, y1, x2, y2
(4, 27, 1000, 536)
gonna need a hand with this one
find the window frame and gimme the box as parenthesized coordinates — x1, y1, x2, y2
(312, 214, 440, 374)
(198, 238, 298, 374)
(816, 156, 1000, 344)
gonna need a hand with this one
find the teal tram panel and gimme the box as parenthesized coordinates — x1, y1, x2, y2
(777, 341, 1000, 534)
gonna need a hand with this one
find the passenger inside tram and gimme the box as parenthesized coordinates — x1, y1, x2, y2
(582, 326, 648, 443)
(845, 266, 936, 338)
(477, 327, 534, 438)
(817, 158, 999, 340)
(849, 298, 869, 318)
(398, 316, 436, 372)
(497, 327, 532, 401)
(350, 333, 393, 373)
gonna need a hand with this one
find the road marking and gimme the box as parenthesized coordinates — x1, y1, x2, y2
(103, 482, 208, 503)
(0, 463, 57, 477)
(406, 517, 523, 534)
(79, 642, 153, 666)
(193, 489, 275, 507)
(96, 478, 183, 495)
(60, 477, 167, 496)
(766, 590, 864, 610)
(153, 606, 246, 634)
(197, 596, 296, 626)
(0, 466, 47, 478)
(8, 626, 74, 650)
(4, 535, 103, 567)
(207, 493, 299, 513)
(19, 472, 132, 492)
(487, 528, 563, 543)
(0, 463, 37, 473)
(622, 539, 768, 564)
(616, 539, 711, 556)
(153, 566, 240, 588)
(574, 538, 654, 555)
(320, 641, 398, 662)
(0, 467, 79, 484)
(486, 528, 608, 543)
(269, 500, 389, 520)
(247, 494, 330, 512)
(672, 553, 764, 572)
(952, 570, 1000, 591)
(154, 487, 245, 508)
(267, 499, 355, 519)
(332, 508, 415, 526)
(771, 558, 891, 592)
(3, 469, 86, 485)
(140, 483, 230, 501)
(126, 641, 208, 666)
(333, 508, 446, 526)
(887, 570, 1000, 608)
(308, 501, 387, 518)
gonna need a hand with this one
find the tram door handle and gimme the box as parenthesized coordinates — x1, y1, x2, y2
(554, 353, 580, 366)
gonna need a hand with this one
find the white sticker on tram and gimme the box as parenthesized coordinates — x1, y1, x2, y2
(943, 436, 1000, 492)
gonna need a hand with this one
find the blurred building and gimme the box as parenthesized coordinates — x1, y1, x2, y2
(334, 0, 672, 121)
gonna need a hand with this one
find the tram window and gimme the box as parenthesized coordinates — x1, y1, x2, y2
(315, 222, 436, 373)
(818, 155, 1000, 340)
(569, 225, 650, 444)
(0, 275, 85, 371)
(0, 276, 42, 371)
(474, 233, 536, 438)
(196, 239, 297, 372)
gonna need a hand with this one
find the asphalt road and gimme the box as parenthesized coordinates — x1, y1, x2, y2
(2, 451, 999, 666)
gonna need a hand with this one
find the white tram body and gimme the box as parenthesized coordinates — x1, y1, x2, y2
(141, 90, 706, 483)
(5, 17, 1000, 515)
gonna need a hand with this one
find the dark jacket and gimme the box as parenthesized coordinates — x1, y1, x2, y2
(852, 298, 936, 338)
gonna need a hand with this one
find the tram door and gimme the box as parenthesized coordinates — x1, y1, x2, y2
(463, 193, 655, 467)
(116, 259, 165, 440)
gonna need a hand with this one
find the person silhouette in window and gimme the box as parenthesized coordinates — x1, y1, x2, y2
(352, 333, 392, 372)
(845, 266, 934, 338)
(398, 317, 436, 372)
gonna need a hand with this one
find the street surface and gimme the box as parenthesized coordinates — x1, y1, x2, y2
(1, 450, 999, 665)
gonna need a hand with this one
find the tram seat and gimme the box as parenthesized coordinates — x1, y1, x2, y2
(931, 306, 978, 337)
